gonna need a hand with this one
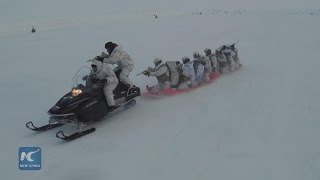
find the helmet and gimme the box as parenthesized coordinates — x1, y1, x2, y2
(91, 59, 102, 72)
(230, 44, 235, 50)
(221, 45, 227, 50)
(193, 52, 200, 58)
(216, 49, 222, 55)
(204, 48, 211, 55)
(104, 41, 117, 54)
(182, 57, 190, 64)
(154, 58, 162, 65)
(105, 41, 114, 49)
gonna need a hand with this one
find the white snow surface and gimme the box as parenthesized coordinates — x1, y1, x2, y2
(1, 1, 320, 179)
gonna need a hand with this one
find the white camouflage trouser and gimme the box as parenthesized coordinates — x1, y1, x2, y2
(103, 82, 118, 106)
(116, 64, 134, 87)
(211, 59, 219, 72)
(170, 71, 180, 87)
(191, 80, 198, 87)
(233, 55, 241, 70)
(195, 65, 204, 84)
(234, 60, 240, 70)
(178, 80, 191, 90)
(218, 62, 228, 73)
(202, 72, 211, 82)
(226, 56, 234, 72)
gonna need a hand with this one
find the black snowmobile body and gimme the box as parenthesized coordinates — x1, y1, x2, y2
(48, 80, 140, 123)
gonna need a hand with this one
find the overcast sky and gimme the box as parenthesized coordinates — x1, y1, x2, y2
(0, 0, 319, 24)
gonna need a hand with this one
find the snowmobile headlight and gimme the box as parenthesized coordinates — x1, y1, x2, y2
(71, 88, 82, 97)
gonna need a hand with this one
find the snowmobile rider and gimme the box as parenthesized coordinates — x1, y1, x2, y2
(90, 59, 119, 109)
(197, 51, 212, 82)
(215, 48, 228, 73)
(176, 60, 191, 90)
(164, 61, 180, 88)
(100, 42, 135, 88)
(221, 45, 236, 72)
(192, 52, 205, 83)
(182, 57, 197, 86)
(230, 44, 242, 69)
(143, 58, 171, 93)
(204, 48, 219, 73)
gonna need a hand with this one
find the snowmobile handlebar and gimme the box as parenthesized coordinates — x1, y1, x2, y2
(89, 74, 106, 84)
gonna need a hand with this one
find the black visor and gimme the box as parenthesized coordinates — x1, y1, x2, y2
(91, 64, 97, 68)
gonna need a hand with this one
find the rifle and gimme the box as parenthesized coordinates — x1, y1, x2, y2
(136, 71, 145, 76)
(228, 40, 239, 48)
(136, 67, 154, 76)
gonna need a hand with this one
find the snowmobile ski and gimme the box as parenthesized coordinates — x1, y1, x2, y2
(55, 99, 136, 141)
(26, 121, 64, 131)
(116, 99, 136, 111)
(56, 127, 96, 141)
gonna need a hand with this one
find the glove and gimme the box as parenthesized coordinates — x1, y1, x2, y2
(95, 56, 104, 62)
(143, 71, 150, 76)
(101, 52, 109, 58)
(90, 74, 98, 83)
(98, 79, 107, 83)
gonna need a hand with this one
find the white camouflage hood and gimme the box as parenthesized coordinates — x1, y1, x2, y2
(92, 59, 103, 73)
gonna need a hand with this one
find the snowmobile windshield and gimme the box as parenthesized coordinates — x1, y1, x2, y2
(72, 66, 91, 88)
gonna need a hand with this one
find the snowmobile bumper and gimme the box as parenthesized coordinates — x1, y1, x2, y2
(47, 112, 74, 117)
(48, 114, 77, 124)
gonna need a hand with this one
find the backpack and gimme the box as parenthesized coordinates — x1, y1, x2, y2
(165, 61, 179, 86)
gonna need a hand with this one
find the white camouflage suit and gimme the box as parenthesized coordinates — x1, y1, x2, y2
(177, 64, 191, 90)
(149, 63, 171, 93)
(222, 48, 236, 72)
(91, 60, 119, 106)
(102, 46, 134, 87)
(200, 56, 212, 82)
(184, 61, 197, 86)
(165, 61, 180, 88)
(216, 48, 229, 73)
(231, 47, 241, 69)
(206, 54, 219, 73)
(192, 58, 205, 83)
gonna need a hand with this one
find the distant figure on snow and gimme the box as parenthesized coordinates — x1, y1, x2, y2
(31, 26, 36, 33)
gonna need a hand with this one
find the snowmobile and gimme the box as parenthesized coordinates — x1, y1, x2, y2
(26, 66, 141, 140)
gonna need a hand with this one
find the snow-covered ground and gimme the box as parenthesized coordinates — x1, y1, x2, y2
(1, 1, 320, 179)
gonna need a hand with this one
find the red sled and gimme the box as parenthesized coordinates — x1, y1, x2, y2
(142, 72, 220, 98)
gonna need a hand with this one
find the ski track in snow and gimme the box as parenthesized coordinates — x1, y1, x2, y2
(1, 8, 320, 180)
